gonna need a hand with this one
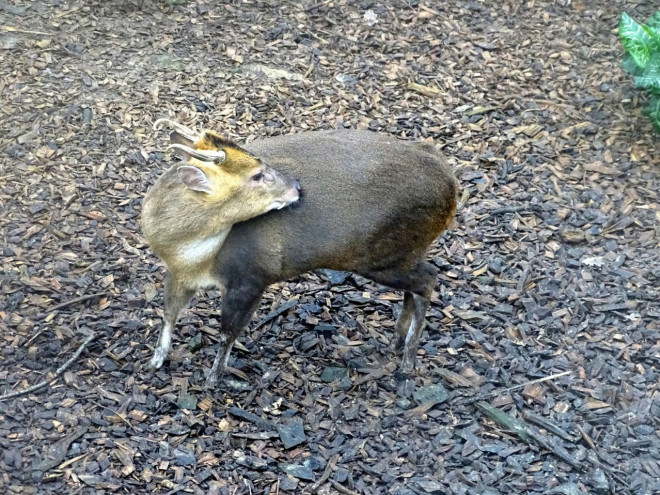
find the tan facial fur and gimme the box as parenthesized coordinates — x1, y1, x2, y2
(142, 126, 300, 279)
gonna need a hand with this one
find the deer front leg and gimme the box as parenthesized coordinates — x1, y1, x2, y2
(149, 275, 195, 369)
(205, 283, 263, 389)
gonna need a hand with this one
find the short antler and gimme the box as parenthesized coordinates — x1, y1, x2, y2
(167, 144, 226, 163)
(153, 118, 201, 142)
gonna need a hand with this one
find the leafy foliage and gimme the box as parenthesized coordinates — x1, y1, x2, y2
(620, 12, 653, 67)
(648, 11, 660, 30)
(620, 11, 660, 131)
(646, 95, 660, 130)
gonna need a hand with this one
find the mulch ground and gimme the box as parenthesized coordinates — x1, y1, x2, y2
(1, 0, 659, 494)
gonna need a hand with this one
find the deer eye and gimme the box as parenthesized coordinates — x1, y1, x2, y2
(251, 172, 264, 182)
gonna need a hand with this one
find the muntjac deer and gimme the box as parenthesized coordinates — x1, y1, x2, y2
(142, 120, 457, 388)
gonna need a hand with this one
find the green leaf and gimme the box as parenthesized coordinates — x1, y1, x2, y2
(620, 12, 652, 68)
(646, 11, 660, 30)
(650, 113, 660, 132)
(622, 53, 644, 76)
(642, 24, 660, 51)
(635, 52, 660, 91)
(645, 96, 660, 131)
(646, 96, 660, 116)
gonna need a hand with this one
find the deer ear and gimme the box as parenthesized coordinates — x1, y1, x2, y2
(177, 166, 214, 194)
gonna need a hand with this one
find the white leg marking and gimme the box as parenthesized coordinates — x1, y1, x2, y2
(149, 323, 172, 369)
(400, 295, 428, 373)
(405, 295, 427, 347)
(205, 342, 234, 389)
(405, 314, 417, 347)
(222, 342, 234, 369)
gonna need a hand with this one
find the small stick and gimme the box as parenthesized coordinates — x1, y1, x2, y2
(0, 333, 97, 401)
(41, 292, 107, 316)
(486, 205, 544, 217)
(577, 425, 597, 450)
(459, 370, 572, 405)
(522, 410, 576, 442)
(227, 406, 277, 431)
(87, 398, 137, 433)
(23, 328, 46, 348)
(2, 26, 52, 36)
(476, 401, 580, 469)
(310, 454, 338, 492)
(329, 480, 361, 495)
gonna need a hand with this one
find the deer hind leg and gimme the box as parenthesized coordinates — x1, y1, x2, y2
(362, 260, 436, 374)
(400, 291, 431, 374)
(392, 292, 415, 352)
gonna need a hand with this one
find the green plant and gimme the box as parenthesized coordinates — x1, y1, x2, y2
(619, 11, 660, 131)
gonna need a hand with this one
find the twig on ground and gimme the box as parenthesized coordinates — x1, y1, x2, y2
(577, 424, 597, 450)
(23, 328, 47, 348)
(228, 406, 277, 431)
(1, 26, 52, 36)
(476, 401, 580, 469)
(87, 398, 138, 433)
(458, 370, 572, 406)
(486, 205, 545, 217)
(310, 454, 338, 492)
(0, 333, 97, 401)
(329, 480, 361, 495)
(522, 410, 576, 442)
(41, 292, 107, 316)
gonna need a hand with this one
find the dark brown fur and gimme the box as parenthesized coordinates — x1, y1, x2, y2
(222, 131, 456, 281)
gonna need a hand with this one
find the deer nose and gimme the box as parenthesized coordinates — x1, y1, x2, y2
(292, 180, 301, 191)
